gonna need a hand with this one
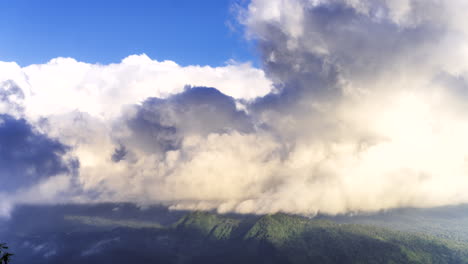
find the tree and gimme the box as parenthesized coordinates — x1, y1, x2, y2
(0, 243, 12, 264)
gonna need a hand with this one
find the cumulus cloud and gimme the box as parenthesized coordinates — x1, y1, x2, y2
(235, 0, 468, 214)
(0, 113, 77, 217)
(0, 55, 272, 215)
(0, 55, 272, 120)
(117, 87, 254, 155)
(0, 114, 73, 190)
(3, 0, 468, 216)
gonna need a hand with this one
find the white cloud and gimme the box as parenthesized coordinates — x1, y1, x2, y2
(4, 0, 468, 217)
(0, 54, 272, 120)
(0, 54, 272, 216)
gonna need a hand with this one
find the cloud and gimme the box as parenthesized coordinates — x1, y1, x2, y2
(234, 0, 468, 214)
(3, 0, 468, 216)
(0, 114, 73, 191)
(117, 86, 254, 155)
(0, 81, 24, 117)
(0, 54, 273, 120)
(0, 113, 77, 217)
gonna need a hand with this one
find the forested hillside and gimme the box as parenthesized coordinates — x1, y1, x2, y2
(2, 204, 468, 264)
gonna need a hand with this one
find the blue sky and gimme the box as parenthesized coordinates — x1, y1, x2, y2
(0, 0, 257, 66)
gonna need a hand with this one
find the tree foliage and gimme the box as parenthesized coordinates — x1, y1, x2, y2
(0, 243, 12, 264)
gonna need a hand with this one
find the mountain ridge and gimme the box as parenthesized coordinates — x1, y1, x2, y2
(4, 204, 468, 263)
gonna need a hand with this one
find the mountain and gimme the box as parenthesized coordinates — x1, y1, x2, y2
(328, 205, 468, 243)
(2, 204, 468, 263)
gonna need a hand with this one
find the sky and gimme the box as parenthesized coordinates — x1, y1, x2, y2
(3, 0, 468, 217)
(0, 0, 256, 66)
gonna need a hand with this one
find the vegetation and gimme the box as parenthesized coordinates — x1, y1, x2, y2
(173, 211, 240, 239)
(238, 213, 468, 263)
(5, 204, 468, 263)
(0, 243, 12, 264)
(331, 205, 468, 244)
(65, 215, 163, 229)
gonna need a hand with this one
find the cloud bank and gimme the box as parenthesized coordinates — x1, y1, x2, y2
(3, 0, 468, 216)
(0, 55, 272, 120)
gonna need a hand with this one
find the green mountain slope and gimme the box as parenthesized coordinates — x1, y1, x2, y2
(65, 215, 163, 229)
(173, 211, 241, 239)
(170, 212, 468, 264)
(241, 213, 468, 264)
(4, 205, 468, 264)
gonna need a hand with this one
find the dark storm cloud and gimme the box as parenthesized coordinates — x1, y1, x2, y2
(251, 1, 441, 106)
(118, 86, 254, 156)
(0, 114, 72, 191)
